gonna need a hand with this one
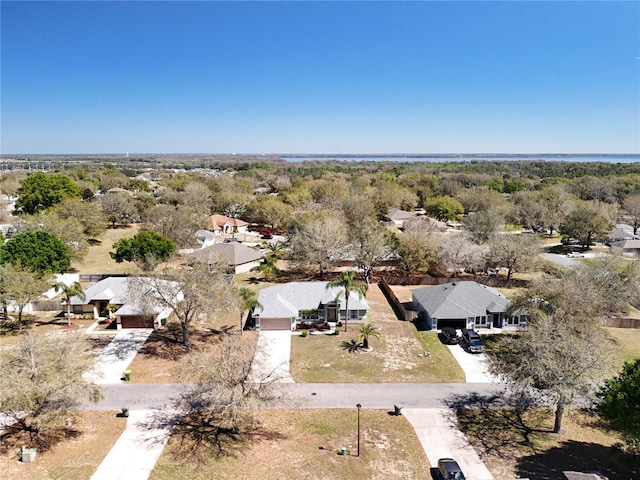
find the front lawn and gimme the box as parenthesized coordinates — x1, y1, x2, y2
(290, 283, 464, 383)
(151, 409, 430, 480)
(0, 411, 126, 480)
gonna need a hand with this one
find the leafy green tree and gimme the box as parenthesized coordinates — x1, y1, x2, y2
(489, 260, 639, 433)
(52, 197, 109, 239)
(598, 359, 640, 454)
(55, 281, 86, 326)
(561, 201, 614, 249)
(327, 271, 367, 333)
(237, 287, 261, 335)
(15, 172, 81, 215)
(424, 195, 464, 222)
(111, 230, 176, 271)
(358, 322, 380, 349)
(0, 331, 102, 446)
(394, 229, 439, 276)
(0, 231, 71, 275)
(0, 264, 49, 329)
(464, 208, 504, 244)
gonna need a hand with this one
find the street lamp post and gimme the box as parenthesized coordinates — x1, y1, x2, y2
(356, 403, 362, 457)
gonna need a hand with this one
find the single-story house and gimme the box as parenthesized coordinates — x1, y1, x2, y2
(207, 214, 249, 235)
(70, 276, 183, 329)
(412, 281, 525, 330)
(609, 239, 640, 256)
(187, 242, 264, 274)
(608, 226, 634, 244)
(252, 281, 369, 331)
(385, 208, 418, 228)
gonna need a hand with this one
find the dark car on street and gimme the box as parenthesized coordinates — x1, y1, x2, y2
(437, 458, 466, 480)
(461, 329, 485, 353)
(441, 327, 460, 345)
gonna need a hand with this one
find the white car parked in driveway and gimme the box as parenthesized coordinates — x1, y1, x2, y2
(567, 251, 585, 258)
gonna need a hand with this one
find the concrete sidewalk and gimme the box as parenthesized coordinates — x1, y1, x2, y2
(90, 409, 176, 480)
(84, 329, 153, 384)
(403, 408, 494, 480)
(251, 330, 295, 383)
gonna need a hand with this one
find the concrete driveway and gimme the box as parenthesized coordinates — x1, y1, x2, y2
(447, 343, 497, 384)
(83, 329, 153, 384)
(403, 408, 494, 480)
(251, 330, 294, 383)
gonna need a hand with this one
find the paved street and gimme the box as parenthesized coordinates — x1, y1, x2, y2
(87, 382, 507, 411)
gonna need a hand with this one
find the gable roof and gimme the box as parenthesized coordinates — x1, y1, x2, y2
(70, 276, 181, 315)
(412, 281, 509, 319)
(188, 242, 264, 266)
(255, 282, 369, 318)
(208, 214, 249, 230)
(610, 239, 640, 250)
(386, 208, 417, 222)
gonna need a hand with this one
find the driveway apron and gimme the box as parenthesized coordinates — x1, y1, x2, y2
(251, 330, 294, 383)
(403, 408, 494, 480)
(84, 329, 153, 384)
(90, 409, 175, 480)
(447, 344, 497, 383)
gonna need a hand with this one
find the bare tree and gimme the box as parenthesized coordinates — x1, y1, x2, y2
(170, 335, 282, 458)
(0, 331, 103, 446)
(135, 263, 234, 347)
(486, 233, 539, 281)
(436, 234, 486, 275)
(623, 194, 640, 235)
(0, 264, 49, 329)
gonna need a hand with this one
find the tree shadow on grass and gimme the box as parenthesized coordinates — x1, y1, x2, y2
(340, 339, 364, 353)
(0, 422, 82, 453)
(515, 440, 638, 480)
(140, 408, 287, 466)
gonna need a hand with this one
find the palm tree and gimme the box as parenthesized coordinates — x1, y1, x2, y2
(358, 322, 380, 349)
(238, 287, 261, 335)
(327, 271, 367, 332)
(257, 255, 280, 281)
(55, 281, 86, 326)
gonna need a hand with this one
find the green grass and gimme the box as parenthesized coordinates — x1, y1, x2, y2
(71, 224, 140, 274)
(151, 409, 430, 480)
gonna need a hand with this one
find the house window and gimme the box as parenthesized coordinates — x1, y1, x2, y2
(73, 305, 83, 314)
(506, 315, 521, 326)
(349, 310, 360, 320)
(299, 309, 320, 321)
(475, 315, 487, 326)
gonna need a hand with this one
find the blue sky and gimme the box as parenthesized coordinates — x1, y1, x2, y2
(1, 1, 639, 154)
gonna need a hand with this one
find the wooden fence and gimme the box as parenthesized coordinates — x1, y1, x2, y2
(601, 317, 640, 329)
(378, 279, 416, 321)
(31, 300, 63, 312)
(380, 275, 530, 288)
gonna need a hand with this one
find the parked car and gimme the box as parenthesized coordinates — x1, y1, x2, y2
(461, 329, 485, 353)
(437, 458, 466, 480)
(567, 251, 584, 258)
(224, 237, 242, 243)
(562, 237, 580, 245)
(441, 327, 460, 345)
(259, 228, 274, 239)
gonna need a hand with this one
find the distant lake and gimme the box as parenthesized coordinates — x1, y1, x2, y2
(282, 154, 640, 163)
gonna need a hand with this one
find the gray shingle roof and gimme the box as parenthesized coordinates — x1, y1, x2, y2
(255, 282, 369, 318)
(412, 281, 509, 319)
(188, 243, 264, 266)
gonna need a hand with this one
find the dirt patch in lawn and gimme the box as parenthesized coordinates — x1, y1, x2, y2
(457, 407, 638, 480)
(151, 409, 429, 480)
(0, 411, 126, 480)
(0, 313, 99, 348)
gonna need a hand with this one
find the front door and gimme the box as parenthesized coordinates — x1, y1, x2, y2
(327, 307, 337, 322)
